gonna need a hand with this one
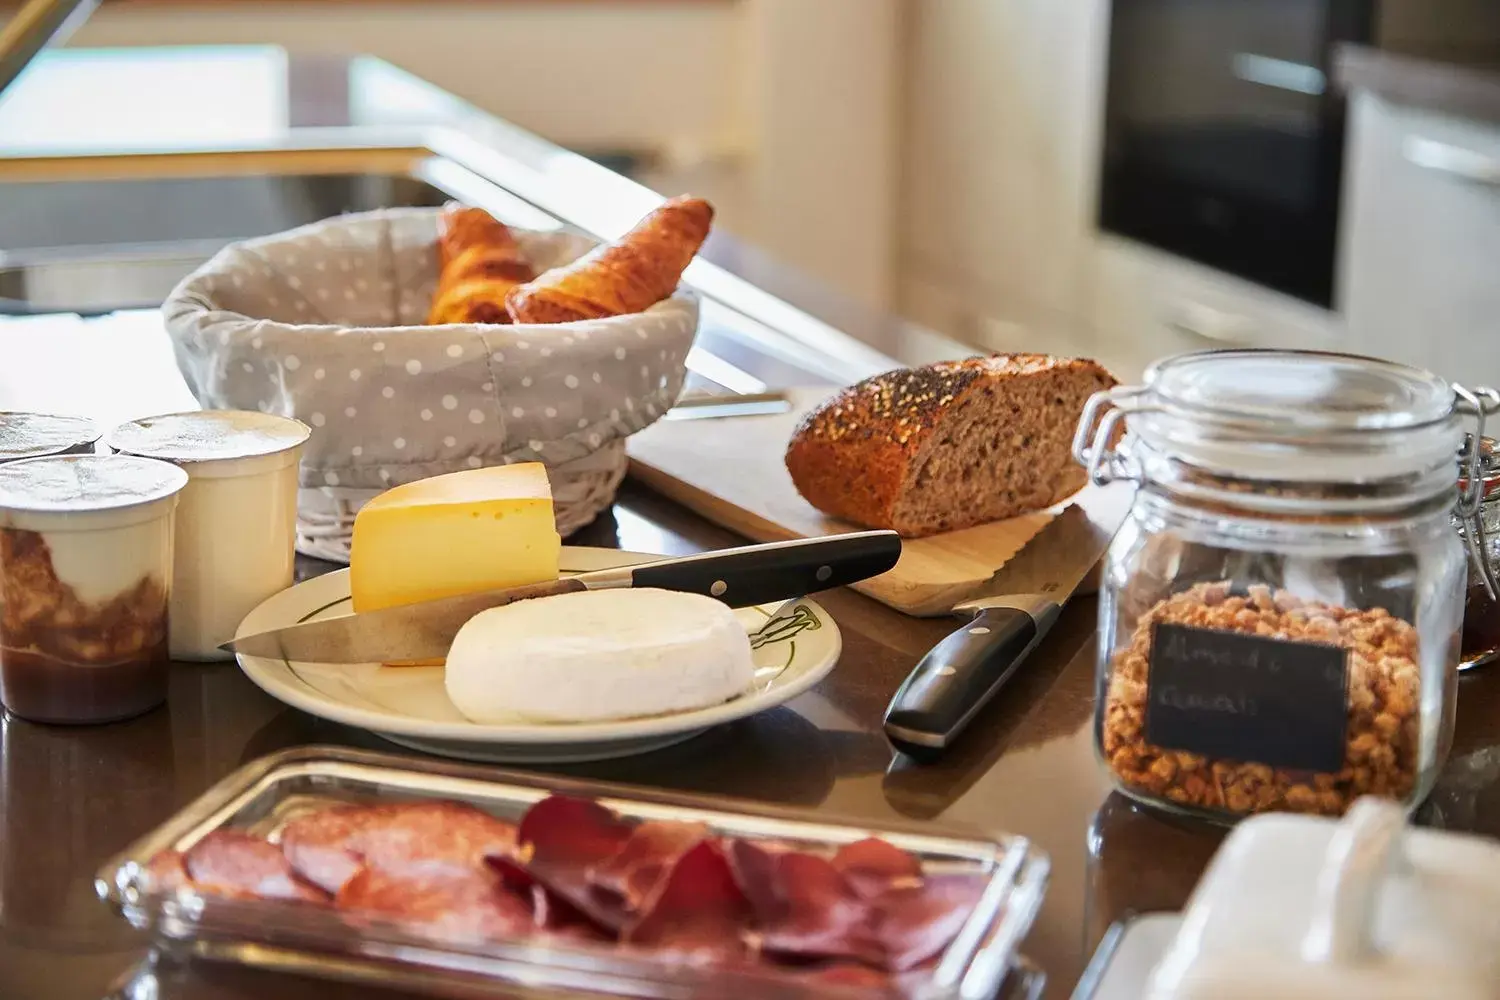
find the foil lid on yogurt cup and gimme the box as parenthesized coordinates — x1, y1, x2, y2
(105, 411, 312, 465)
(0, 412, 101, 464)
(0, 454, 188, 515)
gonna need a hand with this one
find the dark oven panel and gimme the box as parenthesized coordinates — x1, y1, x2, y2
(1098, 0, 1375, 306)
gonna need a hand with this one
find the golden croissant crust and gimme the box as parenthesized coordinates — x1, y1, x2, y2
(426, 204, 536, 326)
(506, 195, 713, 325)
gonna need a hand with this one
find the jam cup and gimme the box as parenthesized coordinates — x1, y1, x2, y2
(0, 455, 188, 724)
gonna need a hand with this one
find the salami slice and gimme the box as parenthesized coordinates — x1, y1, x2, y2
(279, 805, 369, 893)
(336, 866, 533, 946)
(184, 831, 329, 903)
(281, 800, 517, 892)
(144, 849, 192, 893)
(355, 800, 517, 876)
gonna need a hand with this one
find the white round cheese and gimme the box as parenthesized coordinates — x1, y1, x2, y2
(444, 588, 756, 724)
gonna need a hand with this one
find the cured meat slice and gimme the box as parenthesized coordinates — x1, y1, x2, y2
(727, 841, 879, 965)
(832, 838, 923, 898)
(517, 795, 633, 869)
(356, 800, 517, 876)
(278, 805, 368, 893)
(806, 963, 891, 989)
(184, 830, 329, 903)
(144, 849, 192, 893)
(504, 795, 637, 932)
(336, 866, 532, 946)
(487, 854, 603, 939)
(869, 873, 987, 972)
(588, 821, 707, 908)
(624, 840, 750, 963)
(281, 800, 517, 892)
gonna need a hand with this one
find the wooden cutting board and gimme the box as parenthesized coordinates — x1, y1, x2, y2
(626, 387, 1064, 617)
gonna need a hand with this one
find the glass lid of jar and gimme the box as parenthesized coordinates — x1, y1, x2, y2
(1143, 349, 1456, 433)
(1107, 350, 1469, 484)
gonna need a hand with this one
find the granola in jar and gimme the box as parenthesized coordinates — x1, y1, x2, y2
(1102, 582, 1421, 817)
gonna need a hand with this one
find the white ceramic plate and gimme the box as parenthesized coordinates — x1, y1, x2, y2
(234, 547, 841, 763)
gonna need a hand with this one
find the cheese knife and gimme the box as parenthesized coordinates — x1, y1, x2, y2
(884, 504, 1114, 759)
(223, 530, 902, 663)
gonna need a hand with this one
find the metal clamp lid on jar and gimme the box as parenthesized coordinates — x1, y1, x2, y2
(1072, 349, 1500, 596)
(1458, 424, 1500, 600)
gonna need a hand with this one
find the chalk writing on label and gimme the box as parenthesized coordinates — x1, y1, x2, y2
(1145, 621, 1348, 774)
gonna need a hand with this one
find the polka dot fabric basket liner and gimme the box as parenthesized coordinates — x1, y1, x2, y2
(162, 208, 697, 561)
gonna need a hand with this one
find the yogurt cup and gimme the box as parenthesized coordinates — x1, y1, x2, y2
(106, 411, 311, 661)
(0, 412, 100, 464)
(0, 454, 188, 724)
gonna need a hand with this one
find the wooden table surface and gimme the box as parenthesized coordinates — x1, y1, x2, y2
(8, 310, 1500, 1000)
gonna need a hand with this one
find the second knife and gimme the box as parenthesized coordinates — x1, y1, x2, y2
(884, 504, 1114, 759)
(225, 530, 902, 664)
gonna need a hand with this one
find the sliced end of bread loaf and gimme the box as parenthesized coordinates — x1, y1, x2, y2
(888, 359, 1111, 535)
(785, 354, 1117, 538)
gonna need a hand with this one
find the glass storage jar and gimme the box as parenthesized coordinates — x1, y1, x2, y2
(1073, 349, 1500, 824)
(1455, 437, 1500, 670)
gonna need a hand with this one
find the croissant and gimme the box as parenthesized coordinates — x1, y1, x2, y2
(426, 204, 537, 325)
(506, 195, 714, 325)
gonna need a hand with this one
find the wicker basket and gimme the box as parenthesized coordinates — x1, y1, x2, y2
(162, 208, 697, 560)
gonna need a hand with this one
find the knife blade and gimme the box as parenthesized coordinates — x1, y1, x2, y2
(883, 504, 1115, 759)
(223, 530, 902, 664)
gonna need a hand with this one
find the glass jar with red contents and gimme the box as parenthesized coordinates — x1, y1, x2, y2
(1456, 436, 1500, 670)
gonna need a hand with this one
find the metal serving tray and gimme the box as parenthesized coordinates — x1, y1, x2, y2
(96, 746, 1049, 1000)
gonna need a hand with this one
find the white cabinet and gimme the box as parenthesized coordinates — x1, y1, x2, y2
(1338, 92, 1500, 387)
(1089, 235, 1345, 381)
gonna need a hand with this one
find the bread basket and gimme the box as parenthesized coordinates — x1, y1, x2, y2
(161, 208, 698, 560)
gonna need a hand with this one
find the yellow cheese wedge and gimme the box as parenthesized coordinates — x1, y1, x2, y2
(350, 462, 562, 618)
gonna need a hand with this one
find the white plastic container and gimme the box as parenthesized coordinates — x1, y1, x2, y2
(1143, 796, 1500, 999)
(0, 412, 100, 464)
(0, 454, 188, 724)
(106, 411, 310, 661)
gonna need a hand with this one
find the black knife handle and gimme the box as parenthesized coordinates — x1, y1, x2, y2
(884, 602, 1061, 760)
(630, 530, 902, 608)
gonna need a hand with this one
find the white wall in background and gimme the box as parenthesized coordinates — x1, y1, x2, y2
(740, 0, 902, 311)
(898, 0, 1110, 356)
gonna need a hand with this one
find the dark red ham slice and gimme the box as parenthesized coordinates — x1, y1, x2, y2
(832, 838, 923, 898)
(281, 800, 517, 893)
(728, 841, 880, 966)
(184, 830, 329, 903)
(501, 795, 638, 932)
(869, 872, 987, 972)
(516, 795, 633, 868)
(588, 821, 707, 908)
(488, 853, 604, 939)
(624, 840, 750, 963)
(335, 866, 532, 945)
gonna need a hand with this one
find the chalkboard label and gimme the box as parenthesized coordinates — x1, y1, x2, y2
(1144, 622, 1348, 773)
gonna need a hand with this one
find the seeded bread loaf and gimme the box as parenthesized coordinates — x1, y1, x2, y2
(784, 354, 1117, 538)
